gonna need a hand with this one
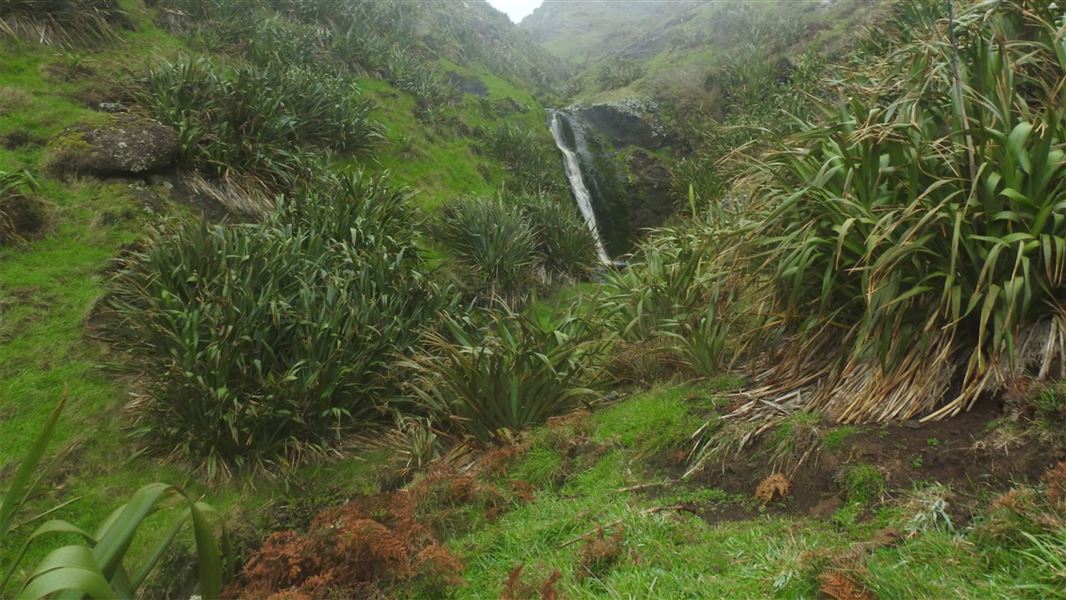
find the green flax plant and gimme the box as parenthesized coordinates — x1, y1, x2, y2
(400, 307, 609, 444)
(517, 192, 598, 281)
(433, 195, 540, 301)
(729, 0, 1066, 423)
(1, 400, 229, 599)
(105, 172, 450, 477)
(0, 0, 124, 46)
(136, 56, 382, 196)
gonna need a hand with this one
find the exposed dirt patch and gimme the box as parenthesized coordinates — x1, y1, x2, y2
(1, 131, 45, 150)
(0, 192, 53, 245)
(679, 399, 1065, 525)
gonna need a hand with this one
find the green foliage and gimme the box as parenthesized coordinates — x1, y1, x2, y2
(517, 192, 598, 280)
(839, 463, 886, 503)
(735, 0, 1066, 421)
(434, 196, 539, 300)
(1, 400, 228, 599)
(594, 58, 643, 91)
(401, 307, 607, 443)
(600, 222, 724, 341)
(136, 56, 381, 194)
(0, 169, 49, 245)
(1016, 529, 1066, 598)
(665, 302, 729, 378)
(105, 172, 449, 476)
(484, 123, 563, 193)
(0, 0, 125, 47)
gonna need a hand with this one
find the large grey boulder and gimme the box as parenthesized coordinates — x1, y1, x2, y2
(44, 115, 179, 178)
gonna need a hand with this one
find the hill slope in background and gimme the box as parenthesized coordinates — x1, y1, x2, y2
(520, 0, 702, 66)
(524, 0, 878, 110)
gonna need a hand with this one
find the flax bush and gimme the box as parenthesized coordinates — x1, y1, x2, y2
(733, 0, 1066, 422)
(106, 173, 450, 476)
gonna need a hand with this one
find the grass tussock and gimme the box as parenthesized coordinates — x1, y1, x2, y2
(400, 307, 608, 444)
(722, 0, 1066, 423)
(434, 194, 598, 301)
(136, 56, 382, 195)
(105, 172, 450, 477)
(0, 170, 51, 245)
(0, 0, 126, 47)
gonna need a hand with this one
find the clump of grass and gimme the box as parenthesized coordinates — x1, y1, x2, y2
(135, 56, 382, 195)
(594, 58, 643, 91)
(433, 196, 539, 300)
(484, 124, 562, 193)
(105, 172, 449, 477)
(600, 222, 727, 342)
(401, 307, 608, 444)
(838, 463, 886, 503)
(730, 0, 1066, 423)
(0, 86, 32, 116)
(517, 192, 598, 281)
(0, 0, 125, 47)
(433, 194, 598, 300)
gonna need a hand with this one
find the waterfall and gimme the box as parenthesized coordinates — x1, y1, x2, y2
(547, 110, 610, 263)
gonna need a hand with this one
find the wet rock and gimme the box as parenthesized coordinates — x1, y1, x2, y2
(570, 101, 672, 149)
(43, 115, 179, 178)
(625, 149, 674, 232)
(447, 72, 488, 96)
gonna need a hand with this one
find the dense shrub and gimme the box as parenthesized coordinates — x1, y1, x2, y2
(166, 0, 455, 106)
(135, 56, 381, 194)
(0, 0, 125, 46)
(601, 223, 726, 341)
(594, 59, 644, 91)
(483, 124, 564, 193)
(733, 0, 1066, 422)
(517, 192, 598, 280)
(434, 194, 599, 299)
(400, 308, 608, 443)
(106, 173, 449, 476)
(433, 196, 539, 300)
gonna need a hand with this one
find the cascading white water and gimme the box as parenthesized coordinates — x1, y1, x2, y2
(547, 110, 610, 263)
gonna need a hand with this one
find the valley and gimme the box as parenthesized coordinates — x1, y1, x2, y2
(1, 1, 1065, 598)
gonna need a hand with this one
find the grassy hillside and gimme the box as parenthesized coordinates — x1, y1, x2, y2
(520, 0, 700, 67)
(526, 0, 878, 111)
(2, 0, 1065, 598)
(0, 0, 574, 590)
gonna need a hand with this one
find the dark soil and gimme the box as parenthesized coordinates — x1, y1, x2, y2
(0, 192, 52, 245)
(669, 399, 1066, 526)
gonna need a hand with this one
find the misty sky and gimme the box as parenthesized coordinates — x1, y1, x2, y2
(486, 0, 543, 23)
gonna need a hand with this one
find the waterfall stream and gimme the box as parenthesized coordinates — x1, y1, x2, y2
(547, 110, 610, 263)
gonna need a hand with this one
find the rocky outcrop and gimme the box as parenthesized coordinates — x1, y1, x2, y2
(570, 101, 672, 149)
(624, 149, 673, 234)
(43, 115, 179, 178)
(549, 102, 676, 253)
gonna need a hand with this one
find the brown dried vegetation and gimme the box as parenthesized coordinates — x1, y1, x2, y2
(819, 570, 876, 600)
(754, 473, 791, 506)
(577, 525, 625, 580)
(229, 491, 462, 599)
(500, 564, 563, 600)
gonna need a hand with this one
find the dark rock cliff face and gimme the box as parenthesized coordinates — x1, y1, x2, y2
(570, 104, 672, 149)
(554, 103, 675, 252)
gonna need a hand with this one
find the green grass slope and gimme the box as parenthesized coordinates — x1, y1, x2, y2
(0, 0, 565, 587)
